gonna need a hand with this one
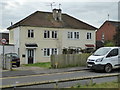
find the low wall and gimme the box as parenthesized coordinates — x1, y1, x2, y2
(51, 53, 91, 68)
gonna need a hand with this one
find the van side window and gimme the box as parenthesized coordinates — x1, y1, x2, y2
(107, 49, 118, 57)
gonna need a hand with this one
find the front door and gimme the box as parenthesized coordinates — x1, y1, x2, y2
(27, 49, 34, 64)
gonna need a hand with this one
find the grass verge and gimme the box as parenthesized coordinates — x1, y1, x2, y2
(22, 62, 51, 68)
(72, 81, 120, 88)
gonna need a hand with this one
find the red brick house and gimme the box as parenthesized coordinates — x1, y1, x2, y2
(96, 20, 120, 48)
(96, 20, 120, 42)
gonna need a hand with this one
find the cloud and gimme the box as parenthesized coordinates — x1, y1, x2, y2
(1, 0, 22, 10)
(0, 28, 9, 33)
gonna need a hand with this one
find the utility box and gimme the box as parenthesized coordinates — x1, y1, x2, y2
(0, 44, 14, 69)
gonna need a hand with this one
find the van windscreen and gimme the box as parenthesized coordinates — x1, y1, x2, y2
(93, 48, 111, 56)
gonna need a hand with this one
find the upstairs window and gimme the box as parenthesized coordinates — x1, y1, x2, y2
(68, 32, 79, 39)
(87, 32, 92, 39)
(74, 32, 79, 39)
(52, 31, 57, 38)
(44, 31, 50, 38)
(28, 30, 34, 38)
(44, 30, 58, 39)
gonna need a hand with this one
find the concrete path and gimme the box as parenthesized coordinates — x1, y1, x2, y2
(2, 66, 88, 77)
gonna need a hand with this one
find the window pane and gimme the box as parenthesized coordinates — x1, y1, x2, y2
(44, 31, 47, 38)
(55, 48, 57, 54)
(77, 32, 79, 39)
(55, 31, 57, 38)
(90, 33, 91, 39)
(71, 32, 73, 38)
(52, 31, 54, 38)
(51, 48, 54, 55)
(109, 49, 118, 56)
(31, 30, 34, 38)
(74, 32, 77, 38)
(68, 32, 70, 38)
(28, 30, 30, 37)
(87, 33, 89, 39)
(44, 48, 47, 56)
(48, 31, 50, 38)
(47, 49, 50, 56)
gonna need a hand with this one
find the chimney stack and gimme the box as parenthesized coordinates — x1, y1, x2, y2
(52, 9, 57, 21)
(52, 8, 62, 21)
(58, 9, 62, 21)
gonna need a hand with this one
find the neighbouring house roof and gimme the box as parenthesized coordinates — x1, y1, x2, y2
(7, 11, 97, 30)
(99, 20, 120, 30)
(108, 21, 120, 28)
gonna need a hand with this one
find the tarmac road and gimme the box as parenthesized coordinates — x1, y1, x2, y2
(1, 69, 120, 89)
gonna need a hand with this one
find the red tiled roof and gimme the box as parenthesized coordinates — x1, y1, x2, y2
(7, 11, 97, 30)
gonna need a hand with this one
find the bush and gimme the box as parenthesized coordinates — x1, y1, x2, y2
(104, 41, 115, 47)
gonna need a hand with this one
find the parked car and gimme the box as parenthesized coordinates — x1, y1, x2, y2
(87, 47, 120, 72)
(5, 53, 20, 67)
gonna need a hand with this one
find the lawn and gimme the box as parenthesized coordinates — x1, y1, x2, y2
(72, 81, 120, 88)
(23, 62, 51, 68)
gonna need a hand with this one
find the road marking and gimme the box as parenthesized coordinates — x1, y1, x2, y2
(1, 70, 86, 80)
(1, 73, 119, 89)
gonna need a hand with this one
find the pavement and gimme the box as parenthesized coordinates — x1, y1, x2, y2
(1, 66, 88, 77)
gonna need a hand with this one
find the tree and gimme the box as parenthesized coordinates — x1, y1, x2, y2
(113, 26, 120, 46)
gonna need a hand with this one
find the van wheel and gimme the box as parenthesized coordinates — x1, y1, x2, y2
(104, 64, 112, 73)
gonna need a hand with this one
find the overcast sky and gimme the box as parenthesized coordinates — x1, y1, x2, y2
(0, 0, 119, 32)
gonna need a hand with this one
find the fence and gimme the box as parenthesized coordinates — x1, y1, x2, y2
(0, 54, 12, 70)
(51, 53, 91, 68)
(0, 55, 2, 69)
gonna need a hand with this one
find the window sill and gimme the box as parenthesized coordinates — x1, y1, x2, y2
(43, 38, 58, 40)
(67, 38, 80, 40)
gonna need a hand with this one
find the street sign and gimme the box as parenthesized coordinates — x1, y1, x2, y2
(1, 38, 6, 44)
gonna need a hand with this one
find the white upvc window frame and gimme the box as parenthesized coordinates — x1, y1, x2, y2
(43, 48, 58, 57)
(44, 30, 58, 39)
(28, 30, 34, 38)
(87, 32, 92, 40)
(52, 31, 58, 38)
(68, 31, 80, 39)
(44, 30, 50, 38)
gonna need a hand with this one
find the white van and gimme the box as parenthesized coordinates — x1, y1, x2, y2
(87, 47, 120, 72)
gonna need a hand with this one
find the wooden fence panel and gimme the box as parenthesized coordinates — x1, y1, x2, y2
(51, 53, 91, 68)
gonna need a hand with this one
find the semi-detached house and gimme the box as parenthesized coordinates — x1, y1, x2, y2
(7, 9, 97, 64)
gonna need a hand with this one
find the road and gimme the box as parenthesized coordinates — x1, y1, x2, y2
(1, 69, 120, 89)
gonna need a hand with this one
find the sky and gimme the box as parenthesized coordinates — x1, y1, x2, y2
(0, 0, 120, 32)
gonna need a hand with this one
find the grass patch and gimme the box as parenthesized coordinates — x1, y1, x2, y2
(23, 62, 51, 68)
(72, 81, 120, 88)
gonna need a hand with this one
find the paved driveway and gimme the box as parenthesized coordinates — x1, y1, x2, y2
(12, 66, 47, 71)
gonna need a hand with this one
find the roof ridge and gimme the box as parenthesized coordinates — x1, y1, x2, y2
(106, 20, 120, 23)
(7, 10, 97, 30)
(64, 13, 97, 29)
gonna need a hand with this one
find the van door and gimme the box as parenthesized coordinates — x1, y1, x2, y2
(105, 48, 119, 68)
